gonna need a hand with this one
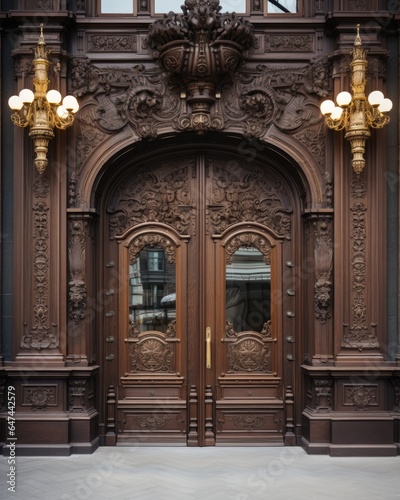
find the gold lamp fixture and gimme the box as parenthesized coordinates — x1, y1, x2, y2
(8, 24, 79, 175)
(320, 25, 392, 174)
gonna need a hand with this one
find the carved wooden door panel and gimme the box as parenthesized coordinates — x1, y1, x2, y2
(106, 152, 293, 446)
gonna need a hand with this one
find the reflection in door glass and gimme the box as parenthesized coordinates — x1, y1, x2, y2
(129, 247, 176, 333)
(226, 247, 271, 333)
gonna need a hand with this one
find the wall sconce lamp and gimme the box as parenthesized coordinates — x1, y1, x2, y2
(8, 24, 79, 175)
(320, 25, 392, 174)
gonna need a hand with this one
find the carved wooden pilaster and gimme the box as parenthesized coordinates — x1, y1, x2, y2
(303, 211, 334, 365)
(66, 210, 97, 366)
(331, 32, 387, 365)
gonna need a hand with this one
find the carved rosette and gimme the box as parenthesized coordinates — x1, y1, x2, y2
(344, 385, 378, 411)
(108, 162, 195, 239)
(130, 336, 175, 372)
(343, 174, 379, 349)
(314, 220, 333, 323)
(23, 386, 57, 411)
(225, 321, 274, 373)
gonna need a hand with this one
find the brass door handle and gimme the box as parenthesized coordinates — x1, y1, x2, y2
(206, 327, 211, 369)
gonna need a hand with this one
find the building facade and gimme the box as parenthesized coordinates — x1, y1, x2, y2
(0, 0, 399, 455)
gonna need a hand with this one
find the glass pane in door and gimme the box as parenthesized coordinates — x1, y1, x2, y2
(129, 246, 176, 333)
(226, 247, 271, 333)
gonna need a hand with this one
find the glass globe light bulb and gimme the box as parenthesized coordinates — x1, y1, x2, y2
(378, 98, 392, 113)
(62, 95, 79, 113)
(46, 90, 62, 104)
(19, 89, 35, 104)
(56, 105, 69, 119)
(320, 100, 335, 116)
(336, 91, 352, 107)
(8, 95, 24, 111)
(368, 90, 384, 107)
(331, 107, 343, 120)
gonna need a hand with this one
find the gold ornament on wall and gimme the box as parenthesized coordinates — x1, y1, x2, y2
(8, 24, 79, 174)
(320, 25, 392, 174)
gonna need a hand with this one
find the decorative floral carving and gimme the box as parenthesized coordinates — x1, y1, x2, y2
(33, 0, 52, 9)
(108, 161, 195, 238)
(343, 174, 379, 349)
(228, 335, 271, 372)
(265, 34, 313, 52)
(68, 220, 87, 324)
(225, 234, 271, 265)
(225, 317, 274, 373)
(392, 379, 400, 412)
(294, 126, 326, 175)
(129, 235, 176, 265)
(208, 160, 292, 237)
(129, 320, 140, 338)
(22, 175, 58, 350)
(314, 220, 333, 323)
(23, 386, 57, 411)
(314, 379, 332, 412)
(233, 415, 266, 430)
(349, 0, 367, 10)
(68, 380, 86, 413)
(131, 338, 174, 372)
(344, 385, 377, 411)
(133, 414, 172, 430)
(88, 35, 137, 53)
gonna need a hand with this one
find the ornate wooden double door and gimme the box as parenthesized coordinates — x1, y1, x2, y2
(104, 150, 296, 446)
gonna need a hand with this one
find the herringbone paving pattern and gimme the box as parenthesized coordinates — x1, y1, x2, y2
(1, 447, 399, 500)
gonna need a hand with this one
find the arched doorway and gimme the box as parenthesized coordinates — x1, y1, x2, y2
(97, 140, 307, 446)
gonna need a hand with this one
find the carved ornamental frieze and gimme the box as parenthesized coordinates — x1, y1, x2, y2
(208, 159, 292, 237)
(70, 50, 329, 205)
(107, 160, 195, 238)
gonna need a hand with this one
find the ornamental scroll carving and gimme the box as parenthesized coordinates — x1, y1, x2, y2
(22, 175, 58, 350)
(88, 35, 137, 53)
(208, 160, 292, 237)
(108, 160, 195, 239)
(69, 53, 330, 204)
(225, 234, 271, 265)
(343, 174, 379, 349)
(129, 235, 176, 265)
